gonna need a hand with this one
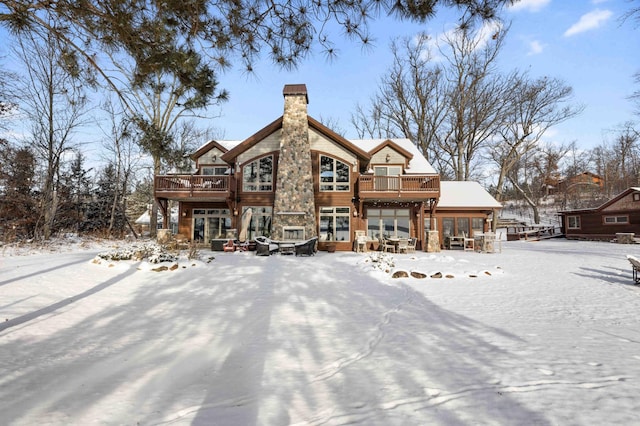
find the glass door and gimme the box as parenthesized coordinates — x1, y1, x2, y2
(192, 209, 231, 243)
(374, 166, 401, 191)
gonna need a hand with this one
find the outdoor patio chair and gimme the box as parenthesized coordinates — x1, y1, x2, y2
(255, 236, 279, 256)
(626, 255, 640, 284)
(397, 238, 409, 254)
(295, 236, 318, 256)
(356, 235, 368, 253)
(223, 239, 236, 252)
(406, 237, 417, 253)
(383, 238, 396, 253)
(463, 232, 474, 252)
(354, 230, 367, 253)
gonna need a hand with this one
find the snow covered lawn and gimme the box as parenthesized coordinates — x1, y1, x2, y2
(2, 239, 640, 425)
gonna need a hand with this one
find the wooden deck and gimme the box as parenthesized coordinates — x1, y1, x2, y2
(505, 225, 563, 241)
(358, 174, 440, 199)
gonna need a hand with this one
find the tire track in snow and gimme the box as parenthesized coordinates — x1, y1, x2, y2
(312, 285, 414, 383)
(301, 375, 629, 425)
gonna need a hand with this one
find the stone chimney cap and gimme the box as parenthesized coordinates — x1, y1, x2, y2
(283, 84, 308, 104)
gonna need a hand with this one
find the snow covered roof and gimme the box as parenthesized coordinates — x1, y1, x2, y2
(134, 207, 179, 225)
(350, 138, 437, 174)
(438, 181, 502, 209)
(194, 139, 242, 153)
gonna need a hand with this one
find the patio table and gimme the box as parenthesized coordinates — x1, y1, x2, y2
(278, 242, 295, 255)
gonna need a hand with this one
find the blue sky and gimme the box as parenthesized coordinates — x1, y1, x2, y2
(214, 0, 639, 150)
(0, 0, 637, 154)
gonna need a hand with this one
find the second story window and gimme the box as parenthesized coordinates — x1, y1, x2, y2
(202, 166, 228, 175)
(243, 155, 273, 192)
(320, 155, 350, 191)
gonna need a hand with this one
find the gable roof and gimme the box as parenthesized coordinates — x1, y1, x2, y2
(191, 140, 232, 161)
(351, 139, 437, 174)
(437, 181, 502, 209)
(367, 139, 414, 161)
(307, 116, 370, 162)
(219, 115, 372, 164)
(220, 117, 283, 163)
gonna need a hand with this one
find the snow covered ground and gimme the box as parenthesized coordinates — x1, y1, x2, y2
(2, 237, 640, 425)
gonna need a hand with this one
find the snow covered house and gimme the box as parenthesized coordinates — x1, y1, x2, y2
(559, 187, 640, 241)
(153, 84, 501, 251)
(134, 206, 178, 235)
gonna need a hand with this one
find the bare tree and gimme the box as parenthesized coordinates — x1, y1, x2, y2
(99, 99, 142, 237)
(0, 64, 16, 130)
(353, 24, 512, 180)
(436, 24, 513, 180)
(490, 74, 583, 227)
(11, 28, 88, 240)
(507, 141, 571, 224)
(560, 143, 596, 210)
(588, 125, 640, 199)
(351, 34, 448, 161)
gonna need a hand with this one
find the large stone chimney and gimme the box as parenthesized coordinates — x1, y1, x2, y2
(271, 84, 317, 241)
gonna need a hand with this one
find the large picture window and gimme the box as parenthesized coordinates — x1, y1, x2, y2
(243, 155, 273, 192)
(319, 207, 350, 241)
(320, 155, 350, 191)
(367, 208, 410, 239)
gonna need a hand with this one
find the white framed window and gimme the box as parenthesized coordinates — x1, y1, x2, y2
(367, 208, 410, 239)
(633, 193, 640, 201)
(603, 215, 629, 225)
(202, 166, 228, 175)
(243, 155, 273, 192)
(567, 215, 581, 229)
(319, 207, 350, 241)
(319, 155, 350, 191)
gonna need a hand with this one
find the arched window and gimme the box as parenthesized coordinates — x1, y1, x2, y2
(320, 155, 350, 191)
(243, 155, 273, 192)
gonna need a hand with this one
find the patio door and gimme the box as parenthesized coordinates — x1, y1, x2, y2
(374, 166, 401, 191)
(192, 209, 231, 243)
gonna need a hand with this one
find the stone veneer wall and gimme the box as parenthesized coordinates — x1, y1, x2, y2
(270, 86, 317, 241)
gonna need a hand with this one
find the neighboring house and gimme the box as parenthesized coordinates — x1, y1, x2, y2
(134, 206, 178, 235)
(556, 171, 604, 194)
(154, 84, 501, 251)
(558, 187, 640, 240)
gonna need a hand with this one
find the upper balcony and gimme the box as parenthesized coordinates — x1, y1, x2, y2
(358, 174, 440, 200)
(154, 175, 231, 201)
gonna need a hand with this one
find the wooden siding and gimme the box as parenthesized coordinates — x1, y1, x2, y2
(371, 146, 406, 166)
(309, 128, 358, 166)
(197, 148, 224, 166)
(602, 193, 640, 212)
(564, 210, 640, 239)
(237, 132, 281, 165)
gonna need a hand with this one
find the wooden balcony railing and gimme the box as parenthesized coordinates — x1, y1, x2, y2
(358, 174, 440, 197)
(155, 175, 230, 198)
